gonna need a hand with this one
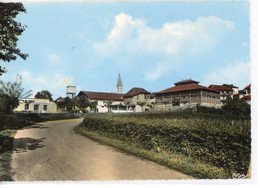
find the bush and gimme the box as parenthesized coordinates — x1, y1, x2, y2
(0, 112, 79, 131)
(81, 112, 251, 178)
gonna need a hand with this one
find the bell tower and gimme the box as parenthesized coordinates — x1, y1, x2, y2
(116, 73, 123, 94)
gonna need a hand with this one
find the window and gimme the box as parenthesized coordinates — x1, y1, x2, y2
(25, 104, 29, 110)
(111, 106, 117, 110)
(43, 105, 48, 111)
(34, 105, 39, 111)
(120, 106, 126, 110)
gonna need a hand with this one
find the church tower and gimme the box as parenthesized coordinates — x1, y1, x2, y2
(116, 73, 123, 94)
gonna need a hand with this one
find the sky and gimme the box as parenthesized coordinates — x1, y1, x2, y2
(0, 0, 250, 100)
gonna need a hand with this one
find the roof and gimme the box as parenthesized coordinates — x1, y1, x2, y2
(244, 84, 251, 90)
(155, 83, 219, 95)
(223, 84, 238, 89)
(174, 79, 199, 86)
(241, 94, 251, 100)
(124, 87, 150, 98)
(78, 91, 124, 101)
(208, 85, 233, 91)
(55, 97, 63, 101)
(232, 93, 240, 96)
(116, 74, 123, 87)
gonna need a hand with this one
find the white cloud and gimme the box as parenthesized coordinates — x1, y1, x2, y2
(20, 71, 74, 98)
(94, 13, 234, 80)
(47, 53, 62, 64)
(203, 61, 250, 89)
(145, 63, 168, 80)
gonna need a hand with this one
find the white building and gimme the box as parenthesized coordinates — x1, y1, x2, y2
(14, 98, 57, 113)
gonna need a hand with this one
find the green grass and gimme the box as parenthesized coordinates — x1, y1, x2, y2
(74, 123, 228, 179)
(0, 129, 16, 181)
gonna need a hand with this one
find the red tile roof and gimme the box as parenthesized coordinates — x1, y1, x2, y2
(78, 91, 124, 101)
(155, 83, 219, 95)
(174, 79, 199, 86)
(232, 93, 240, 96)
(124, 88, 150, 98)
(208, 85, 233, 91)
(244, 84, 251, 90)
(241, 95, 251, 100)
(55, 97, 63, 101)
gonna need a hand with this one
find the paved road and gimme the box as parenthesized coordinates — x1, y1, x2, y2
(11, 118, 192, 181)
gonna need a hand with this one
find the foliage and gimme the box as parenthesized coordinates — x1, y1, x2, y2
(0, 74, 32, 113)
(222, 98, 251, 117)
(0, 2, 28, 75)
(35, 90, 53, 101)
(81, 111, 251, 178)
(75, 95, 90, 111)
(0, 112, 79, 131)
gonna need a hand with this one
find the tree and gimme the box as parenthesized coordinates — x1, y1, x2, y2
(0, 74, 32, 113)
(35, 90, 53, 101)
(0, 3, 28, 75)
(222, 98, 250, 117)
(75, 95, 90, 112)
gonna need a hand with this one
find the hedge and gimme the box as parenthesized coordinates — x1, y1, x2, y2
(81, 112, 251, 178)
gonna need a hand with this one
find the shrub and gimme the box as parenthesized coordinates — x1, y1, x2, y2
(81, 112, 251, 178)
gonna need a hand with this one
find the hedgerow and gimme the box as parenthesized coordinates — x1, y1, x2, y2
(81, 112, 251, 178)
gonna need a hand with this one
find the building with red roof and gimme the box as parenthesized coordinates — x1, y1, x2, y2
(155, 79, 221, 110)
(77, 91, 127, 113)
(208, 84, 236, 104)
(123, 87, 154, 112)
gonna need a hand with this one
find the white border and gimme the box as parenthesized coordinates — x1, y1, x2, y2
(0, 0, 259, 187)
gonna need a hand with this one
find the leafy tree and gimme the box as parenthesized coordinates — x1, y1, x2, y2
(35, 90, 53, 101)
(222, 98, 250, 117)
(0, 74, 32, 113)
(0, 3, 28, 75)
(90, 101, 97, 112)
(75, 95, 90, 112)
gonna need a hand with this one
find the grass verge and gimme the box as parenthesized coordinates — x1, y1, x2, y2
(0, 129, 17, 181)
(74, 123, 228, 179)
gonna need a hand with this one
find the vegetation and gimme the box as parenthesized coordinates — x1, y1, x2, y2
(35, 90, 53, 101)
(0, 2, 28, 75)
(0, 74, 32, 113)
(76, 109, 251, 179)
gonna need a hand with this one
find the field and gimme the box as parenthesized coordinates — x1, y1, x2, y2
(75, 110, 251, 179)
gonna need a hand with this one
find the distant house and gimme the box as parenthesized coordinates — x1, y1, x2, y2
(123, 87, 155, 112)
(14, 98, 57, 113)
(240, 84, 251, 105)
(208, 84, 235, 104)
(155, 79, 221, 111)
(77, 91, 127, 113)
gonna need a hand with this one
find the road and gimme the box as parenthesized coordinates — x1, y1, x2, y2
(11, 118, 192, 181)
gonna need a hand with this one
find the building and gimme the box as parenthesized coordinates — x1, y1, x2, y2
(116, 74, 123, 94)
(155, 79, 221, 111)
(231, 84, 251, 105)
(14, 98, 57, 113)
(208, 84, 235, 104)
(123, 87, 155, 112)
(77, 91, 128, 113)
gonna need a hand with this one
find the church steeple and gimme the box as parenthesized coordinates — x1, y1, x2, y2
(116, 73, 123, 94)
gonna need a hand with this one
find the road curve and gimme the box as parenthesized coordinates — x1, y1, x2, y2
(11, 118, 192, 181)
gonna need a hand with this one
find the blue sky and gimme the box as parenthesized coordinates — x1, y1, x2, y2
(1, 0, 250, 100)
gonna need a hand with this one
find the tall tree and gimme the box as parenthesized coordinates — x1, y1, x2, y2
(0, 3, 28, 75)
(0, 74, 32, 113)
(35, 90, 53, 101)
